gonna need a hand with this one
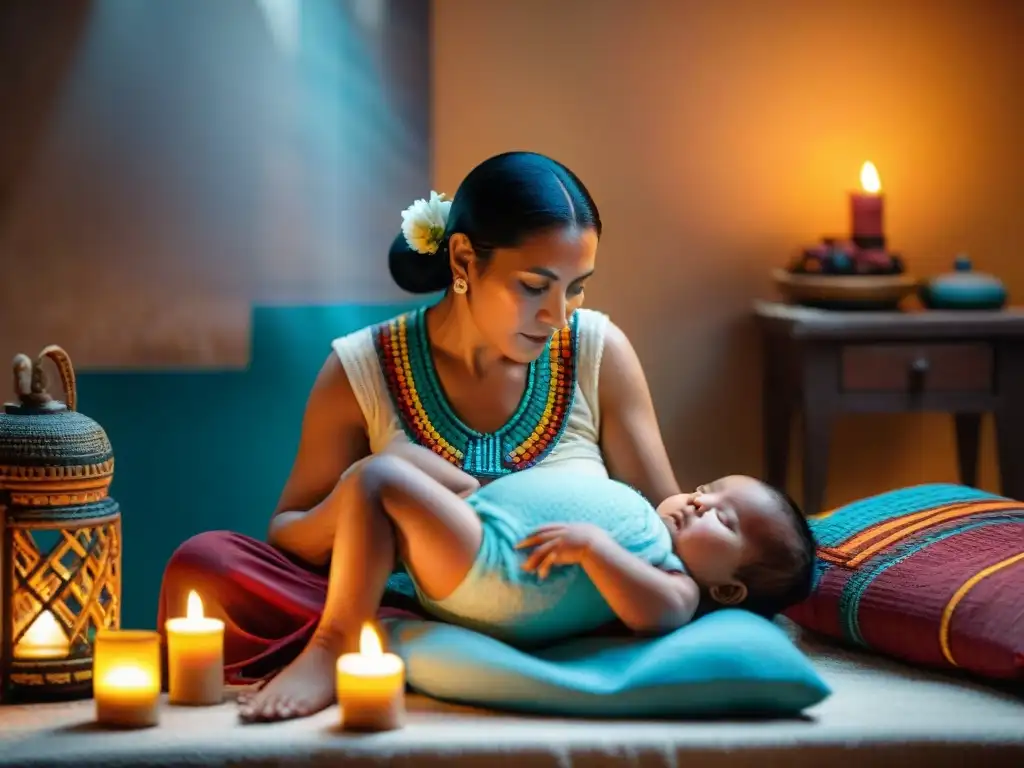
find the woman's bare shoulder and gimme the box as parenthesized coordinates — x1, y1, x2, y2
(307, 352, 364, 426)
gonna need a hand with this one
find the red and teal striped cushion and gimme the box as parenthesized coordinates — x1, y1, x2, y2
(785, 483, 1024, 680)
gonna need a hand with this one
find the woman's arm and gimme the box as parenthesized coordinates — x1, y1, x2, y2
(267, 354, 371, 565)
(268, 356, 481, 565)
(598, 321, 682, 506)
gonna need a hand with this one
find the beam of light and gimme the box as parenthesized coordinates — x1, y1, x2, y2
(255, 0, 301, 57)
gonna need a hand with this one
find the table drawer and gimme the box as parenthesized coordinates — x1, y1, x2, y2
(841, 343, 993, 392)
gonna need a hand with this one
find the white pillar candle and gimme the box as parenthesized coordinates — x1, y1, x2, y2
(165, 590, 225, 706)
(336, 623, 406, 731)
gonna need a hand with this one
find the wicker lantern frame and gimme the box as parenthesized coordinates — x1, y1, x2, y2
(0, 346, 122, 703)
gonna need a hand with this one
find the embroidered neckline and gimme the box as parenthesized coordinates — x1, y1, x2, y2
(373, 307, 579, 477)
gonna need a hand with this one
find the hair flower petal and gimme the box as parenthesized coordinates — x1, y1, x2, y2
(401, 191, 452, 255)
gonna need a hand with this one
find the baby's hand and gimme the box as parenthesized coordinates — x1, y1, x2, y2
(516, 523, 608, 579)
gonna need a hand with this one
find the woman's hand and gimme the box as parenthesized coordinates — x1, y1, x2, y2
(516, 523, 610, 579)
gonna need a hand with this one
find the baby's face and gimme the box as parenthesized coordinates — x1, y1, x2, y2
(656, 475, 785, 588)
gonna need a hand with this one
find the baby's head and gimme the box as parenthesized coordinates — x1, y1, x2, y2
(656, 475, 815, 618)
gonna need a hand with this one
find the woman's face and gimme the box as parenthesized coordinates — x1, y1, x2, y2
(462, 226, 598, 363)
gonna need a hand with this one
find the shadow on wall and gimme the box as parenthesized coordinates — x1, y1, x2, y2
(76, 300, 424, 630)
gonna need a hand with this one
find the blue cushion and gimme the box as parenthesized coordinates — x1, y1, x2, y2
(385, 609, 830, 718)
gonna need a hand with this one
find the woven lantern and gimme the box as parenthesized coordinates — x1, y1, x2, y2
(0, 346, 121, 702)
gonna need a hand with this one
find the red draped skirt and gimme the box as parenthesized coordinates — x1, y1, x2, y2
(156, 531, 423, 684)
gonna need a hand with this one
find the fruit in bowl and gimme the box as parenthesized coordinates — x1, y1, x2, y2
(790, 238, 904, 277)
(776, 239, 916, 310)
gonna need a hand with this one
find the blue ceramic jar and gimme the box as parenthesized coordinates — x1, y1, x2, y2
(919, 254, 1007, 310)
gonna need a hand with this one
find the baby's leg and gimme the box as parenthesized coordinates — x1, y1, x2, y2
(366, 454, 484, 602)
(319, 452, 483, 631)
(239, 454, 481, 722)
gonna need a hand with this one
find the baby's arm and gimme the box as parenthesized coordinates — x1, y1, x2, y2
(518, 523, 699, 634)
(581, 535, 699, 633)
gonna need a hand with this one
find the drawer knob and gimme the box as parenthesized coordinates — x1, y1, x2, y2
(910, 356, 930, 375)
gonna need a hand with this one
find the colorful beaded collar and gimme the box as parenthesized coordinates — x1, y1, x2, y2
(373, 307, 579, 478)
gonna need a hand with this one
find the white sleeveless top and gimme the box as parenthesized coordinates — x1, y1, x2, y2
(332, 307, 610, 478)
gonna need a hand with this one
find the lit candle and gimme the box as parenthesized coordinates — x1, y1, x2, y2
(850, 161, 885, 249)
(14, 610, 69, 660)
(336, 623, 406, 731)
(93, 630, 161, 728)
(165, 590, 225, 706)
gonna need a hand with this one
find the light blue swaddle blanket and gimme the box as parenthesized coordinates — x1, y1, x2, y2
(410, 469, 685, 647)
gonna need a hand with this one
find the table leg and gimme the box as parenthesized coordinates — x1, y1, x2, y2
(995, 341, 1024, 501)
(800, 344, 839, 516)
(762, 335, 791, 491)
(954, 413, 982, 488)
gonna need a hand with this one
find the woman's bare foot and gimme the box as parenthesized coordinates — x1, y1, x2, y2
(238, 634, 343, 723)
(235, 684, 263, 708)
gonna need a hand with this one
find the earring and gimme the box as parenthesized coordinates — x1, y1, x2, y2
(452, 277, 468, 295)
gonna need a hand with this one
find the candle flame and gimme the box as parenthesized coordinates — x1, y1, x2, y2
(359, 622, 383, 657)
(104, 665, 152, 689)
(19, 610, 68, 646)
(860, 161, 881, 194)
(186, 590, 204, 620)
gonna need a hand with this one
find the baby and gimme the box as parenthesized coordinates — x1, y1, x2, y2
(368, 442, 816, 645)
(238, 443, 816, 721)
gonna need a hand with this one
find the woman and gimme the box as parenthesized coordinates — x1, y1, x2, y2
(157, 150, 681, 719)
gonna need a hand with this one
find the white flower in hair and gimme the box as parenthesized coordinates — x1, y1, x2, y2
(401, 191, 452, 255)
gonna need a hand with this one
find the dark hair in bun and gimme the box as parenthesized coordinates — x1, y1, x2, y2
(388, 151, 602, 294)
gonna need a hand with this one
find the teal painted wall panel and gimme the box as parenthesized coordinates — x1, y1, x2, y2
(75, 301, 426, 630)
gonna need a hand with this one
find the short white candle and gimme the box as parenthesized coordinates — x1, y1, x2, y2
(336, 623, 406, 731)
(165, 590, 225, 706)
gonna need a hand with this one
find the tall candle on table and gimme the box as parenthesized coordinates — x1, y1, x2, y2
(165, 590, 225, 706)
(93, 630, 162, 728)
(850, 160, 884, 249)
(336, 623, 406, 731)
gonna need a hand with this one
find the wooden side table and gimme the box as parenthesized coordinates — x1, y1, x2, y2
(754, 301, 1024, 515)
